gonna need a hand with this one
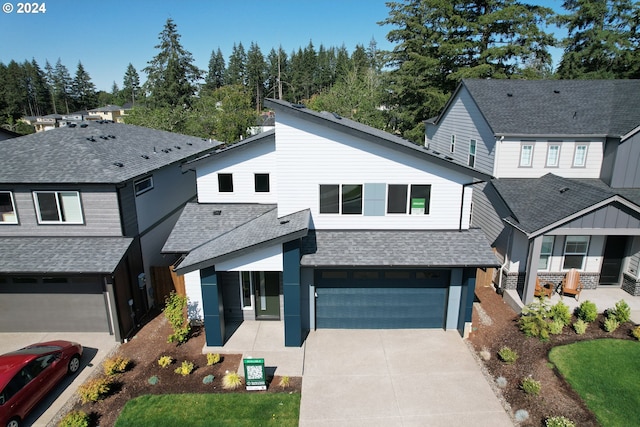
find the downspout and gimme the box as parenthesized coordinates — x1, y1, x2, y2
(459, 181, 485, 232)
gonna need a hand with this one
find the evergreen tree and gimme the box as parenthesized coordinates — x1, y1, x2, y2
(246, 42, 266, 111)
(143, 18, 202, 108)
(1, 60, 26, 120)
(204, 48, 226, 91)
(122, 63, 141, 105)
(334, 45, 351, 83)
(226, 42, 247, 85)
(44, 60, 57, 114)
(71, 61, 97, 110)
(266, 46, 289, 100)
(23, 59, 51, 117)
(53, 58, 72, 114)
(316, 45, 336, 92)
(557, 0, 640, 78)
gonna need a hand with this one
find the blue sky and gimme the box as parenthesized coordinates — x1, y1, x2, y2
(0, 0, 565, 92)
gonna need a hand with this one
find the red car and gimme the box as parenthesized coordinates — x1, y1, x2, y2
(0, 341, 82, 427)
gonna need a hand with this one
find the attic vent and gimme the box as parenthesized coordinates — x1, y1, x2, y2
(161, 148, 172, 153)
(559, 187, 570, 193)
(108, 135, 116, 139)
(174, 145, 181, 150)
(507, 92, 513, 97)
(573, 111, 577, 119)
(113, 162, 124, 168)
(100, 135, 109, 140)
(432, 150, 441, 155)
(212, 210, 222, 216)
(444, 156, 454, 161)
(80, 123, 88, 128)
(186, 142, 193, 146)
(86, 137, 96, 142)
(280, 219, 290, 225)
(554, 89, 560, 94)
(68, 123, 77, 128)
(141, 155, 150, 159)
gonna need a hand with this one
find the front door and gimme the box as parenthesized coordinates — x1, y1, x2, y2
(254, 272, 280, 319)
(600, 236, 627, 285)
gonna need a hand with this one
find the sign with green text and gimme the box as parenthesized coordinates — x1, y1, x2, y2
(243, 358, 267, 390)
(411, 198, 425, 215)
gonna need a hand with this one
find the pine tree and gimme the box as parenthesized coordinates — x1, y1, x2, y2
(204, 48, 226, 91)
(246, 42, 266, 112)
(53, 58, 72, 114)
(143, 18, 202, 108)
(72, 61, 97, 110)
(226, 42, 247, 86)
(44, 60, 57, 114)
(122, 63, 141, 105)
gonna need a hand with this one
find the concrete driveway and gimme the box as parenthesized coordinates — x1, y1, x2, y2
(299, 329, 513, 426)
(0, 332, 117, 427)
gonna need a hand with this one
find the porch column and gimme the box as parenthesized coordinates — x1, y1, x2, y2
(446, 268, 463, 330)
(524, 236, 543, 304)
(200, 267, 225, 346)
(283, 240, 302, 347)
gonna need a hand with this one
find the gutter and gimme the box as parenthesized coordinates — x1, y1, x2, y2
(459, 180, 485, 231)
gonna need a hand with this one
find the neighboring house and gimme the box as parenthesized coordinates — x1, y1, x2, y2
(426, 79, 640, 305)
(0, 122, 218, 340)
(163, 99, 498, 348)
(34, 114, 62, 132)
(88, 105, 123, 123)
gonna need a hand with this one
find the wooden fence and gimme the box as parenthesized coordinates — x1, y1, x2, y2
(150, 265, 185, 307)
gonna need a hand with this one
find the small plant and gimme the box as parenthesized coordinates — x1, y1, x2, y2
(222, 370, 242, 390)
(573, 319, 588, 335)
(58, 410, 90, 427)
(164, 291, 191, 343)
(174, 360, 194, 376)
(521, 376, 541, 395)
(609, 300, 631, 323)
(498, 346, 518, 364)
(632, 325, 640, 341)
(604, 315, 620, 332)
(77, 376, 111, 403)
(550, 302, 572, 325)
(278, 375, 290, 389)
(148, 375, 159, 385)
(479, 347, 491, 361)
(519, 298, 552, 340)
(203, 374, 215, 384)
(103, 356, 130, 376)
(157, 355, 173, 368)
(575, 300, 598, 322)
(206, 353, 221, 366)
(549, 319, 564, 335)
(514, 409, 530, 423)
(545, 415, 576, 427)
(495, 376, 508, 388)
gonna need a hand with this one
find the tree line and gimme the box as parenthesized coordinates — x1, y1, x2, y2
(1, 0, 639, 143)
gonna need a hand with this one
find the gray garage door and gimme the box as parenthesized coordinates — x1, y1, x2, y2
(315, 269, 449, 329)
(0, 277, 110, 332)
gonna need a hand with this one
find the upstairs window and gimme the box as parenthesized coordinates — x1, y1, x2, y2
(33, 191, 83, 224)
(218, 173, 233, 192)
(0, 191, 18, 224)
(546, 144, 560, 167)
(319, 184, 362, 214)
(254, 173, 270, 192)
(573, 144, 588, 167)
(387, 184, 408, 214)
(341, 185, 363, 214)
(468, 139, 477, 167)
(410, 185, 431, 215)
(134, 176, 153, 196)
(387, 184, 431, 215)
(563, 236, 589, 270)
(450, 135, 456, 153)
(520, 144, 533, 167)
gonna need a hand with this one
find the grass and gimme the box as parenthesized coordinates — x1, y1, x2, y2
(549, 339, 640, 426)
(114, 393, 301, 427)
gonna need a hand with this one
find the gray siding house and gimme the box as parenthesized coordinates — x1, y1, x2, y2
(426, 79, 640, 305)
(0, 122, 218, 340)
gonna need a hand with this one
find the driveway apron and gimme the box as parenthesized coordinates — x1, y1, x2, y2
(299, 329, 513, 426)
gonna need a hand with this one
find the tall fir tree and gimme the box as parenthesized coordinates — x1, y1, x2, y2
(71, 61, 97, 110)
(204, 48, 226, 91)
(122, 63, 141, 105)
(246, 42, 266, 111)
(143, 18, 202, 108)
(53, 58, 73, 114)
(226, 43, 247, 85)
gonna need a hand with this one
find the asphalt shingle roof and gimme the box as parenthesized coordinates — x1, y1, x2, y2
(300, 229, 499, 267)
(0, 123, 220, 183)
(0, 237, 133, 273)
(461, 79, 640, 137)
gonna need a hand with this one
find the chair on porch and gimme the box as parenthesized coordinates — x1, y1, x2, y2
(534, 277, 554, 298)
(560, 268, 584, 300)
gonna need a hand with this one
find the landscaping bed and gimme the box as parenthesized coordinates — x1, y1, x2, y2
(469, 284, 638, 426)
(57, 311, 301, 427)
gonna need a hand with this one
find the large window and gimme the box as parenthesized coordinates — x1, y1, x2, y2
(319, 185, 339, 213)
(387, 184, 408, 214)
(33, 191, 83, 224)
(520, 144, 533, 167)
(254, 173, 270, 192)
(0, 191, 18, 224)
(319, 184, 362, 214)
(341, 185, 362, 214)
(573, 144, 588, 167)
(563, 236, 589, 270)
(218, 173, 233, 192)
(468, 139, 477, 167)
(410, 185, 431, 215)
(546, 144, 560, 167)
(386, 184, 431, 215)
(538, 236, 554, 270)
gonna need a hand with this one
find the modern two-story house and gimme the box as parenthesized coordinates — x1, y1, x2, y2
(426, 79, 640, 304)
(163, 99, 499, 347)
(0, 122, 218, 340)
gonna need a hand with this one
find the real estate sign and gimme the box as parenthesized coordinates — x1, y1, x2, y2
(243, 358, 267, 390)
(411, 198, 425, 215)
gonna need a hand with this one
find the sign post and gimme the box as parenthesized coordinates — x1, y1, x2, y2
(243, 358, 267, 390)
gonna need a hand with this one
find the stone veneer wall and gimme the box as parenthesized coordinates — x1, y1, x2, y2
(622, 273, 640, 296)
(500, 270, 601, 291)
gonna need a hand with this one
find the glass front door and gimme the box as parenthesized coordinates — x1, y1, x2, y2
(254, 272, 281, 319)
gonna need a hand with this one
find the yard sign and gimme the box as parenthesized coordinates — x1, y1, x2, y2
(243, 358, 267, 390)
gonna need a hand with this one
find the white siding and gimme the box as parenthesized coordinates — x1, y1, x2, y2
(215, 244, 283, 271)
(495, 139, 603, 178)
(184, 270, 203, 321)
(275, 112, 474, 230)
(196, 138, 277, 204)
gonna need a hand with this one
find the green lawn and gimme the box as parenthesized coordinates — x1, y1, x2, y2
(114, 393, 301, 427)
(549, 339, 640, 426)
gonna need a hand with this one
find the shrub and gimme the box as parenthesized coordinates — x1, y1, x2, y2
(77, 377, 111, 403)
(520, 298, 553, 340)
(514, 409, 530, 422)
(632, 325, 640, 341)
(278, 375, 290, 389)
(521, 376, 541, 396)
(148, 375, 159, 385)
(206, 353, 221, 366)
(550, 302, 572, 326)
(573, 319, 588, 335)
(157, 355, 173, 368)
(575, 300, 598, 323)
(58, 410, 90, 427)
(609, 300, 631, 323)
(549, 319, 565, 335)
(495, 376, 508, 388)
(103, 356, 130, 376)
(545, 415, 576, 427)
(203, 374, 215, 384)
(222, 371, 242, 390)
(164, 291, 191, 343)
(498, 346, 518, 364)
(604, 315, 620, 332)
(174, 360, 194, 376)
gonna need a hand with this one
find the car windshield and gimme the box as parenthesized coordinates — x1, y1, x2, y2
(6, 345, 62, 356)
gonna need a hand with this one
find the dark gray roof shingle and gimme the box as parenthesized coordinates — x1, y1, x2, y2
(0, 123, 220, 183)
(300, 229, 499, 267)
(0, 237, 132, 273)
(461, 79, 640, 137)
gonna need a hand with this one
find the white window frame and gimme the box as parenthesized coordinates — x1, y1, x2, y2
(573, 143, 588, 167)
(563, 236, 590, 270)
(33, 191, 84, 224)
(239, 272, 254, 310)
(450, 134, 456, 153)
(546, 144, 560, 167)
(519, 143, 534, 167)
(0, 191, 18, 224)
(468, 139, 477, 167)
(538, 236, 554, 270)
(134, 176, 154, 196)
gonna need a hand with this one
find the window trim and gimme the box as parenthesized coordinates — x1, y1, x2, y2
(562, 235, 590, 270)
(519, 143, 534, 167)
(254, 173, 270, 193)
(468, 139, 477, 167)
(545, 144, 561, 168)
(134, 176, 154, 196)
(239, 271, 254, 310)
(33, 191, 84, 224)
(0, 191, 18, 224)
(450, 134, 456, 153)
(572, 143, 588, 168)
(217, 173, 234, 193)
